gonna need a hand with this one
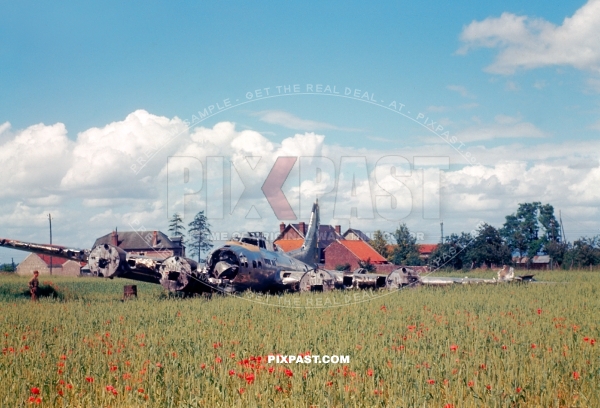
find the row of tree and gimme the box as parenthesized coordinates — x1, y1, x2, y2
(168, 212, 213, 262)
(370, 202, 600, 270)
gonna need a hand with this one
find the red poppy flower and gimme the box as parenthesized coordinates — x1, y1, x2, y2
(268, 367, 274, 373)
(531, 343, 537, 349)
(450, 344, 458, 352)
(200, 364, 206, 369)
(501, 345, 507, 350)
(30, 387, 40, 395)
(537, 309, 542, 315)
(238, 388, 245, 394)
(326, 381, 333, 386)
(245, 373, 255, 384)
(215, 357, 222, 363)
(427, 379, 435, 385)
(229, 370, 236, 376)
(275, 385, 283, 392)
(467, 381, 474, 387)
(66, 384, 73, 390)
(573, 371, 580, 380)
(285, 369, 293, 377)
(367, 369, 373, 377)
(444, 405, 455, 408)
(591, 339, 596, 346)
(516, 387, 522, 393)
(85, 377, 94, 383)
(486, 384, 492, 390)
(125, 386, 132, 391)
(58, 390, 64, 396)
(584, 337, 590, 342)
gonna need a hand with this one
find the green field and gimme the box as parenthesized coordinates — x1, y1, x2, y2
(0, 272, 598, 407)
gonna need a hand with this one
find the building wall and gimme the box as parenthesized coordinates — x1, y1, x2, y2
(324, 241, 360, 270)
(16, 254, 81, 276)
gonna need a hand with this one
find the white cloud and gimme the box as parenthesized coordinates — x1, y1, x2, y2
(253, 110, 361, 132)
(2, 111, 600, 262)
(589, 120, 600, 130)
(61, 109, 187, 197)
(505, 80, 520, 91)
(458, 1, 600, 74)
(0, 122, 73, 198)
(420, 115, 547, 143)
(447, 85, 476, 98)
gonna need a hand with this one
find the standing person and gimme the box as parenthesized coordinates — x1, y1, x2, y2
(28, 270, 40, 301)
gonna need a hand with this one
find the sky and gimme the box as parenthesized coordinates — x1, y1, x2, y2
(1, 0, 600, 264)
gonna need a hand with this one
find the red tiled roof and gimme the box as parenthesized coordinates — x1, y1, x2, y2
(418, 244, 438, 254)
(274, 239, 304, 252)
(37, 254, 68, 266)
(338, 240, 387, 264)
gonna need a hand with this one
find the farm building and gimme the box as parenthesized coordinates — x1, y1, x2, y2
(324, 239, 396, 273)
(513, 255, 550, 270)
(275, 222, 343, 263)
(93, 230, 185, 259)
(17, 252, 82, 276)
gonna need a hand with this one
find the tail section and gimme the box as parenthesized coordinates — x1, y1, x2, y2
(288, 201, 320, 266)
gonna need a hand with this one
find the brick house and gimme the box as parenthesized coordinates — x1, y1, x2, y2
(275, 222, 343, 263)
(324, 240, 396, 273)
(93, 230, 185, 259)
(17, 252, 82, 276)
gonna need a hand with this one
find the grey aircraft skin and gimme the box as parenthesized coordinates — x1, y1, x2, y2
(0, 201, 532, 295)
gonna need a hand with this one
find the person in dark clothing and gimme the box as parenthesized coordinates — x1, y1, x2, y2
(28, 270, 39, 301)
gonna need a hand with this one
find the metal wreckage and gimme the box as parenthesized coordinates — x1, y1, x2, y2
(0, 202, 534, 295)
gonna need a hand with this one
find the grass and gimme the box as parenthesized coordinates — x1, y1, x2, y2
(0, 271, 598, 407)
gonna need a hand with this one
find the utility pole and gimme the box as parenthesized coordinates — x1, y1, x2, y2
(48, 213, 53, 276)
(440, 221, 444, 245)
(559, 210, 566, 243)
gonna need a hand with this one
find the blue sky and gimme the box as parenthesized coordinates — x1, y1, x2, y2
(1, 1, 600, 263)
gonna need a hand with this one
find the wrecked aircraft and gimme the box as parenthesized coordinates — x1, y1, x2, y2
(0, 202, 533, 295)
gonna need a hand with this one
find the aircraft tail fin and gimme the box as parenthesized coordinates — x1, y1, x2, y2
(288, 201, 320, 266)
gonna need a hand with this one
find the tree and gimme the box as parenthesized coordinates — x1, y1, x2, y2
(389, 224, 422, 266)
(371, 230, 389, 258)
(358, 258, 376, 272)
(500, 202, 561, 261)
(465, 224, 511, 268)
(168, 213, 186, 239)
(563, 236, 600, 269)
(429, 232, 472, 270)
(187, 211, 213, 262)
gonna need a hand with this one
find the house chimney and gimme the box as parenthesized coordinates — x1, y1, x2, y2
(152, 231, 158, 246)
(111, 230, 118, 246)
(280, 222, 286, 234)
(299, 222, 306, 236)
(335, 225, 341, 235)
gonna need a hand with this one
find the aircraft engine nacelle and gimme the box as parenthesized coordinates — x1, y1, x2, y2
(299, 269, 335, 292)
(158, 256, 199, 292)
(88, 244, 127, 278)
(206, 248, 240, 280)
(386, 267, 422, 289)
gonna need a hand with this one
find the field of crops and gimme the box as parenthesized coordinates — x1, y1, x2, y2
(0, 271, 598, 407)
